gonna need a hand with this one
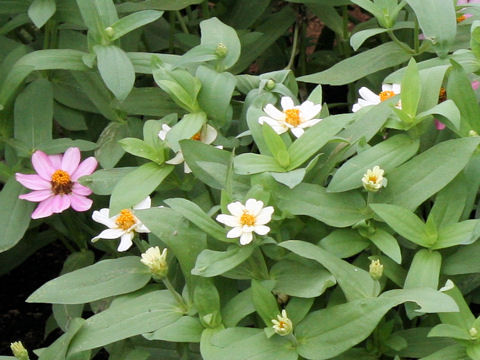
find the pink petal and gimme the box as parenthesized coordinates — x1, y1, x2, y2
(61, 147, 81, 174)
(435, 119, 446, 130)
(15, 173, 51, 190)
(32, 150, 56, 180)
(472, 81, 480, 91)
(19, 190, 53, 202)
(50, 195, 71, 214)
(71, 157, 98, 181)
(69, 194, 93, 212)
(72, 182, 93, 196)
(48, 154, 62, 169)
(31, 197, 56, 219)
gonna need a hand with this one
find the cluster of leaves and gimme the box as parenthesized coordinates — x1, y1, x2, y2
(2, 0, 480, 360)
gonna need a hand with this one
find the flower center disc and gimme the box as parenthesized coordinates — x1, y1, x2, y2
(116, 209, 136, 230)
(191, 132, 202, 141)
(439, 87, 447, 103)
(51, 170, 73, 195)
(379, 90, 395, 102)
(240, 211, 256, 226)
(368, 175, 378, 183)
(457, 14, 467, 23)
(284, 109, 301, 127)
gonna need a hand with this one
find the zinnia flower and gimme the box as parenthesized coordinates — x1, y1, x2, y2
(272, 310, 293, 336)
(352, 84, 401, 112)
(216, 199, 274, 245)
(258, 96, 322, 138)
(159, 123, 220, 173)
(141, 246, 168, 279)
(91, 197, 151, 252)
(15, 147, 97, 219)
(362, 166, 387, 192)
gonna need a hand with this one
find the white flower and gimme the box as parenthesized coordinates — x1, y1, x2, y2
(271, 309, 293, 336)
(158, 123, 220, 173)
(352, 84, 401, 112)
(216, 198, 274, 245)
(91, 196, 151, 252)
(362, 166, 387, 192)
(258, 96, 322, 138)
(369, 259, 384, 280)
(141, 246, 168, 279)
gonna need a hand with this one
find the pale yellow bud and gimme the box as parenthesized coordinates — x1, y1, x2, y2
(469, 130, 479, 137)
(266, 79, 276, 90)
(470, 327, 479, 338)
(10, 341, 29, 360)
(272, 309, 293, 336)
(104, 26, 114, 37)
(369, 259, 384, 280)
(362, 166, 386, 192)
(140, 247, 168, 280)
(215, 43, 228, 58)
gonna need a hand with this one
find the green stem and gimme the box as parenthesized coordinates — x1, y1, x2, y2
(285, 22, 299, 70)
(175, 11, 189, 34)
(201, 0, 210, 18)
(168, 11, 175, 53)
(387, 29, 415, 54)
(163, 277, 188, 312)
(413, 15, 420, 53)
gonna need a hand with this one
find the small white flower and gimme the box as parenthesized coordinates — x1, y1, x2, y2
(141, 246, 168, 279)
(258, 96, 322, 138)
(158, 124, 220, 173)
(216, 198, 274, 245)
(352, 84, 401, 112)
(369, 259, 384, 280)
(362, 166, 387, 192)
(271, 309, 293, 336)
(91, 197, 151, 252)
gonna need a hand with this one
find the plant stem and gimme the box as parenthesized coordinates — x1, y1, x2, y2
(163, 277, 188, 312)
(175, 11, 189, 34)
(387, 29, 415, 54)
(201, 0, 210, 18)
(168, 11, 175, 53)
(285, 22, 299, 70)
(413, 15, 420, 53)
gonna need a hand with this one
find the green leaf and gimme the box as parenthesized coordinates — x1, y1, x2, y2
(298, 42, 411, 85)
(144, 316, 203, 343)
(0, 177, 34, 253)
(94, 45, 135, 101)
(405, 0, 456, 57)
(438, 280, 475, 330)
(78, 167, 135, 196)
(420, 344, 469, 360)
(278, 183, 366, 228)
(368, 228, 402, 264)
(37, 139, 97, 154)
(415, 100, 461, 131)
(222, 288, 255, 328)
(280, 240, 378, 301)
(116, 0, 203, 12)
(309, 4, 343, 36)
(251, 280, 279, 327)
(404, 249, 442, 297)
(288, 114, 352, 169)
(443, 241, 480, 275)
(328, 134, 419, 192)
(108, 10, 163, 40)
(374, 137, 480, 210)
(192, 246, 255, 277)
(68, 290, 182, 353)
(271, 258, 336, 298)
(401, 58, 421, 117)
(319, 229, 369, 258)
(234, 153, 285, 175)
(369, 203, 428, 247)
(180, 139, 231, 190)
(27, 257, 151, 304)
(194, 279, 222, 328)
(39, 318, 84, 360)
(14, 78, 53, 149)
(432, 220, 480, 250)
(166, 112, 205, 152)
(262, 124, 289, 168)
(28, 0, 56, 28)
(349, 22, 414, 51)
(429, 324, 471, 340)
(118, 137, 164, 164)
(109, 162, 173, 214)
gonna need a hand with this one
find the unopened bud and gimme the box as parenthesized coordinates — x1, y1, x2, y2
(266, 79, 276, 90)
(470, 327, 479, 338)
(10, 341, 29, 360)
(362, 166, 387, 192)
(140, 247, 168, 280)
(369, 259, 383, 280)
(469, 130, 479, 137)
(104, 26, 114, 37)
(272, 309, 293, 336)
(215, 43, 228, 58)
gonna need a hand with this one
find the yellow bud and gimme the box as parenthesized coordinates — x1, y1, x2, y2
(470, 327, 478, 338)
(104, 26, 114, 37)
(272, 309, 293, 336)
(140, 247, 168, 280)
(10, 341, 29, 360)
(469, 130, 479, 137)
(215, 43, 228, 58)
(266, 79, 276, 90)
(369, 259, 384, 280)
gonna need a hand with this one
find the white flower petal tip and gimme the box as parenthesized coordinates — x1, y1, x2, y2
(362, 165, 387, 192)
(217, 199, 274, 245)
(352, 84, 401, 112)
(259, 96, 322, 137)
(271, 309, 293, 336)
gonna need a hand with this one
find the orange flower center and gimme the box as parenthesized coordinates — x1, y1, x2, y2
(457, 14, 467, 23)
(379, 90, 395, 102)
(439, 87, 447, 103)
(278, 321, 286, 329)
(284, 109, 301, 127)
(240, 211, 256, 226)
(115, 209, 136, 230)
(51, 170, 73, 195)
(368, 175, 378, 183)
(191, 132, 202, 141)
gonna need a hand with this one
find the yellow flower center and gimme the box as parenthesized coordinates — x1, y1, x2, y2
(278, 320, 286, 329)
(240, 211, 256, 226)
(115, 209, 136, 230)
(368, 175, 378, 183)
(379, 90, 395, 102)
(191, 132, 202, 141)
(439, 87, 447, 103)
(51, 170, 73, 195)
(284, 109, 301, 127)
(457, 14, 467, 23)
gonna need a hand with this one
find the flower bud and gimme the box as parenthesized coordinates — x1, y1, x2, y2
(362, 166, 387, 192)
(470, 327, 479, 338)
(215, 43, 228, 58)
(369, 259, 384, 280)
(10, 341, 29, 360)
(140, 247, 168, 280)
(469, 130, 479, 137)
(265, 79, 276, 90)
(104, 26, 114, 38)
(272, 309, 293, 336)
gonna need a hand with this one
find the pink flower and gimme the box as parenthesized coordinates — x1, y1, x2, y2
(435, 119, 446, 130)
(15, 147, 97, 219)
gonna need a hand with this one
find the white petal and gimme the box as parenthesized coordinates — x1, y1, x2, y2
(263, 104, 285, 120)
(202, 125, 218, 144)
(134, 196, 151, 210)
(299, 118, 321, 129)
(166, 151, 184, 165)
(392, 83, 401, 94)
(280, 96, 295, 110)
(92, 209, 116, 228)
(158, 124, 171, 141)
(359, 87, 380, 103)
(256, 206, 274, 225)
(352, 103, 361, 112)
(239, 232, 253, 245)
(227, 226, 243, 238)
(135, 223, 150, 233)
(381, 84, 393, 92)
(184, 162, 192, 173)
(299, 101, 322, 120)
(92, 228, 125, 240)
(216, 214, 241, 227)
(245, 199, 264, 215)
(227, 201, 245, 216)
(254, 225, 270, 235)
(117, 232, 134, 251)
(290, 127, 304, 138)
